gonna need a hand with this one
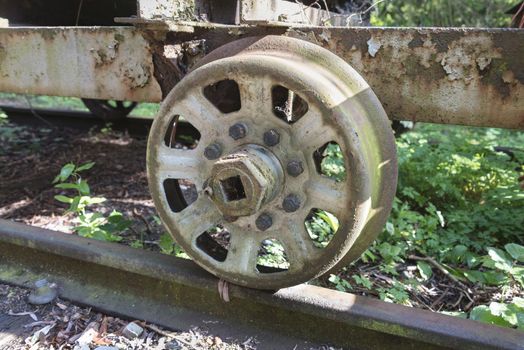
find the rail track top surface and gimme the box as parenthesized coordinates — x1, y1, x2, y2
(0, 220, 522, 349)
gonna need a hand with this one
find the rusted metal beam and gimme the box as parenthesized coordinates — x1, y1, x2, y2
(1, 26, 522, 129)
(0, 27, 162, 102)
(0, 220, 523, 350)
(182, 26, 524, 129)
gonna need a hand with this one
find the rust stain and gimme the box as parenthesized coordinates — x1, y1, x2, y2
(123, 63, 152, 89)
(91, 39, 119, 67)
(438, 35, 502, 83)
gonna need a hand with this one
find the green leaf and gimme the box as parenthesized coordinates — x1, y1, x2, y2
(81, 196, 106, 206)
(55, 163, 75, 183)
(482, 271, 507, 286)
(353, 274, 373, 289)
(448, 245, 467, 263)
(462, 270, 486, 284)
(385, 222, 394, 235)
(76, 162, 95, 172)
(505, 243, 524, 263)
(417, 261, 433, 280)
(490, 302, 519, 326)
(158, 233, 174, 254)
(510, 266, 524, 288)
(470, 305, 512, 327)
(54, 195, 73, 204)
(78, 180, 90, 196)
(69, 196, 81, 212)
(486, 247, 512, 272)
(317, 210, 339, 232)
(54, 183, 80, 190)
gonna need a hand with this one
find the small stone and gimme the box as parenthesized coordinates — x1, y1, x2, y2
(214, 336, 223, 346)
(73, 346, 90, 350)
(28, 280, 58, 305)
(94, 347, 119, 350)
(122, 322, 144, 339)
(166, 340, 182, 350)
(77, 328, 98, 346)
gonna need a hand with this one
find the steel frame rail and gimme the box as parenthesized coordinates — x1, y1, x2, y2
(0, 220, 522, 350)
(0, 25, 522, 129)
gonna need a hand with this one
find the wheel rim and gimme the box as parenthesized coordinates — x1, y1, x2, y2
(147, 36, 397, 289)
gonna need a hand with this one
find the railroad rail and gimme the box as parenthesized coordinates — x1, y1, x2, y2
(0, 104, 153, 136)
(0, 220, 523, 350)
(0, 105, 197, 140)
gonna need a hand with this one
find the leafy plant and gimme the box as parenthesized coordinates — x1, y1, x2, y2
(157, 232, 190, 259)
(470, 298, 524, 329)
(257, 240, 290, 269)
(306, 209, 339, 248)
(371, 0, 516, 28)
(53, 162, 130, 242)
(324, 123, 523, 327)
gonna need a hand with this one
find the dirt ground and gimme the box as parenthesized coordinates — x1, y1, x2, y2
(0, 283, 259, 350)
(0, 121, 165, 246)
(0, 121, 343, 350)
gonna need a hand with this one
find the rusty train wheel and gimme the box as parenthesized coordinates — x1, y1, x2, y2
(147, 36, 397, 289)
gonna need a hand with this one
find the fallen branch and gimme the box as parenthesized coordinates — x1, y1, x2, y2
(408, 255, 469, 291)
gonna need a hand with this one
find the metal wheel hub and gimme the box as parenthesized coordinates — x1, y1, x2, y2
(206, 144, 284, 218)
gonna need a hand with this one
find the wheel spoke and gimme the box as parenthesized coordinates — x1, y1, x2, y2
(292, 109, 338, 151)
(174, 196, 222, 240)
(222, 230, 258, 276)
(155, 146, 204, 186)
(171, 93, 222, 133)
(279, 221, 318, 271)
(239, 76, 273, 116)
(306, 176, 348, 217)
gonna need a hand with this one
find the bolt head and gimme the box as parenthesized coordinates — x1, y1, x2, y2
(286, 160, 304, 177)
(204, 143, 222, 160)
(256, 213, 273, 231)
(282, 194, 301, 213)
(263, 129, 280, 146)
(229, 123, 247, 140)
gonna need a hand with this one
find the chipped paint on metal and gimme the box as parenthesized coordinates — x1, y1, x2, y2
(0, 27, 162, 102)
(286, 27, 523, 129)
(366, 37, 381, 57)
(439, 35, 502, 83)
(91, 39, 119, 66)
